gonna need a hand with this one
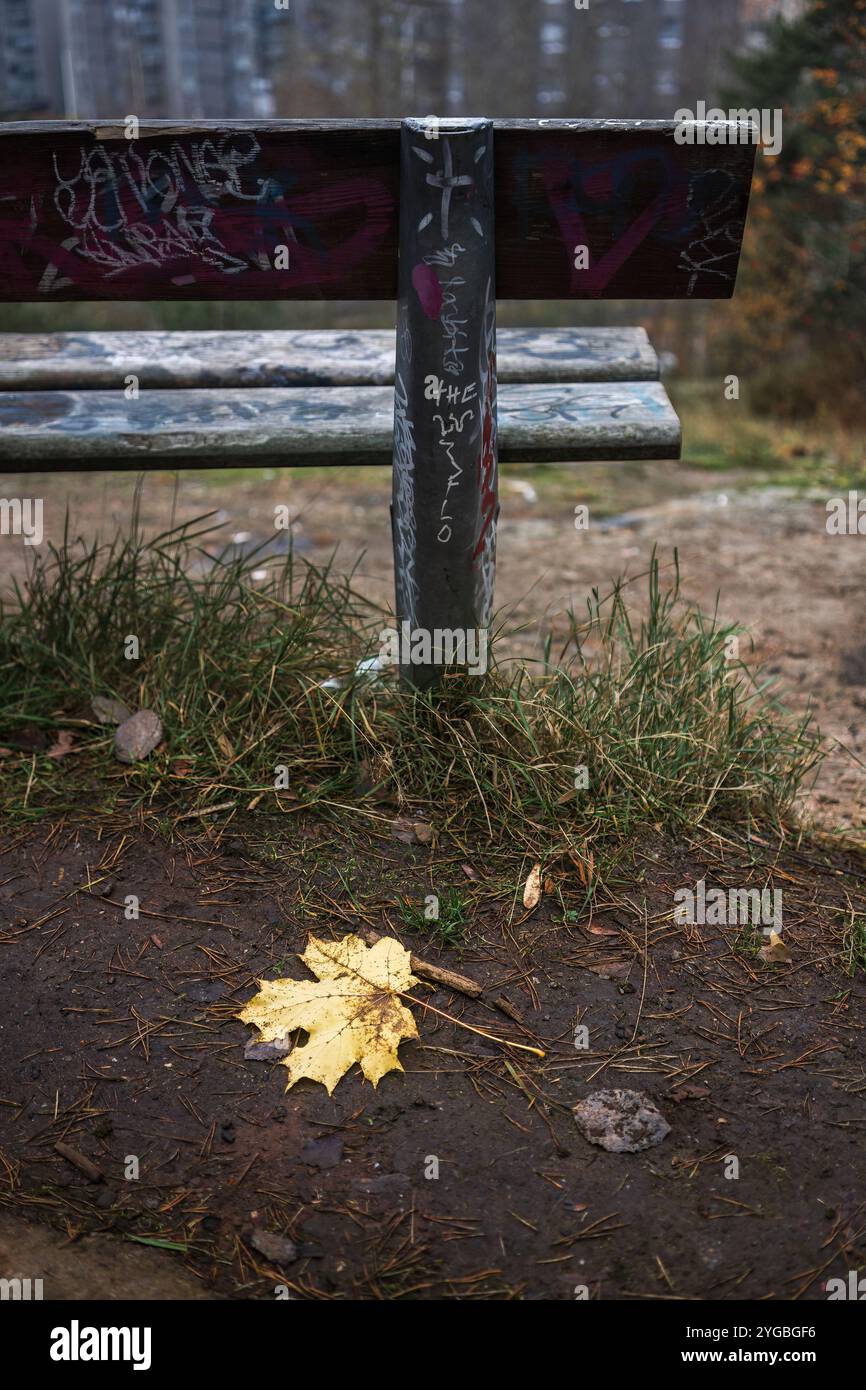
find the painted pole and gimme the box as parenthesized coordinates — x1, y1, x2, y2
(391, 116, 498, 689)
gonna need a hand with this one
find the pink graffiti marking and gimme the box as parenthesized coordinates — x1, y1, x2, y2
(412, 262, 443, 319)
(541, 159, 676, 296)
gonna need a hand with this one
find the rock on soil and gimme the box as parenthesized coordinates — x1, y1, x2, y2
(114, 709, 163, 763)
(573, 1088, 671, 1153)
(249, 1230, 297, 1267)
(91, 695, 132, 726)
(244, 1033, 291, 1062)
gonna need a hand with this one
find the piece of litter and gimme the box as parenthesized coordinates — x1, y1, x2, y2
(320, 656, 385, 691)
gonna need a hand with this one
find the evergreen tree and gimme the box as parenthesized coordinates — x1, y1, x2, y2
(721, 0, 866, 418)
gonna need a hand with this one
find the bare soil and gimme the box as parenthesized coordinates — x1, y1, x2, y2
(0, 819, 864, 1300)
(1, 459, 864, 1300)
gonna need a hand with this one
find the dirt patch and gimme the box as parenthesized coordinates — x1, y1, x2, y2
(1, 821, 864, 1300)
(0, 1210, 212, 1300)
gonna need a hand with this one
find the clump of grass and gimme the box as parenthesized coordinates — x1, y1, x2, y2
(400, 888, 468, 951)
(0, 517, 822, 862)
(841, 913, 866, 976)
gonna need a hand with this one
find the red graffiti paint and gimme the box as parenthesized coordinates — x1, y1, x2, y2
(412, 263, 443, 319)
(473, 349, 497, 562)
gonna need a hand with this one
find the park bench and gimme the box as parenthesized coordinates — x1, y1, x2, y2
(0, 117, 754, 684)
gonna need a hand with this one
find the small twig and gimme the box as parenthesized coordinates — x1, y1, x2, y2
(173, 799, 237, 824)
(403, 992, 545, 1059)
(54, 1141, 104, 1183)
(358, 926, 482, 998)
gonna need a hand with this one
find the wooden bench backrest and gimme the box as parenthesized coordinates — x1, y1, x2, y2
(0, 119, 755, 304)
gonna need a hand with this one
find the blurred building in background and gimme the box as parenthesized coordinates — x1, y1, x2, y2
(0, 0, 48, 114)
(0, 0, 808, 120)
(0, 0, 277, 117)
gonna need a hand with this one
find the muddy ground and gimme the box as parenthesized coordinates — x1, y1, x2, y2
(0, 819, 865, 1301)
(0, 458, 864, 1300)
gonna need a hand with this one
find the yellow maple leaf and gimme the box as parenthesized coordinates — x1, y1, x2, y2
(239, 934, 419, 1095)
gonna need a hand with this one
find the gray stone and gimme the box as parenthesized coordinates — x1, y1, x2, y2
(249, 1230, 297, 1267)
(91, 695, 132, 725)
(573, 1088, 670, 1153)
(114, 709, 163, 763)
(244, 1034, 290, 1062)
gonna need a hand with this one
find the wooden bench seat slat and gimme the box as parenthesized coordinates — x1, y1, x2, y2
(0, 381, 680, 469)
(0, 328, 659, 390)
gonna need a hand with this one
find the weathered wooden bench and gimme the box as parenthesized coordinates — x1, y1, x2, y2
(0, 117, 754, 683)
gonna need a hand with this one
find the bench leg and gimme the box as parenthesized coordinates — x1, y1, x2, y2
(390, 116, 498, 689)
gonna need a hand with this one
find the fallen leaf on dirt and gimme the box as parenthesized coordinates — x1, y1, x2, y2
(585, 960, 631, 980)
(759, 930, 792, 964)
(46, 730, 75, 759)
(523, 862, 542, 910)
(461, 863, 479, 880)
(391, 817, 434, 845)
(569, 848, 595, 884)
(669, 1084, 711, 1103)
(238, 933, 419, 1095)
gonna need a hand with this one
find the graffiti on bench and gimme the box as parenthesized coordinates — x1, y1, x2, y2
(2, 130, 396, 299)
(0, 122, 754, 302)
(391, 118, 497, 676)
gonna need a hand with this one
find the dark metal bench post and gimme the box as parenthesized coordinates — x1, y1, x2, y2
(391, 117, 497, 689)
